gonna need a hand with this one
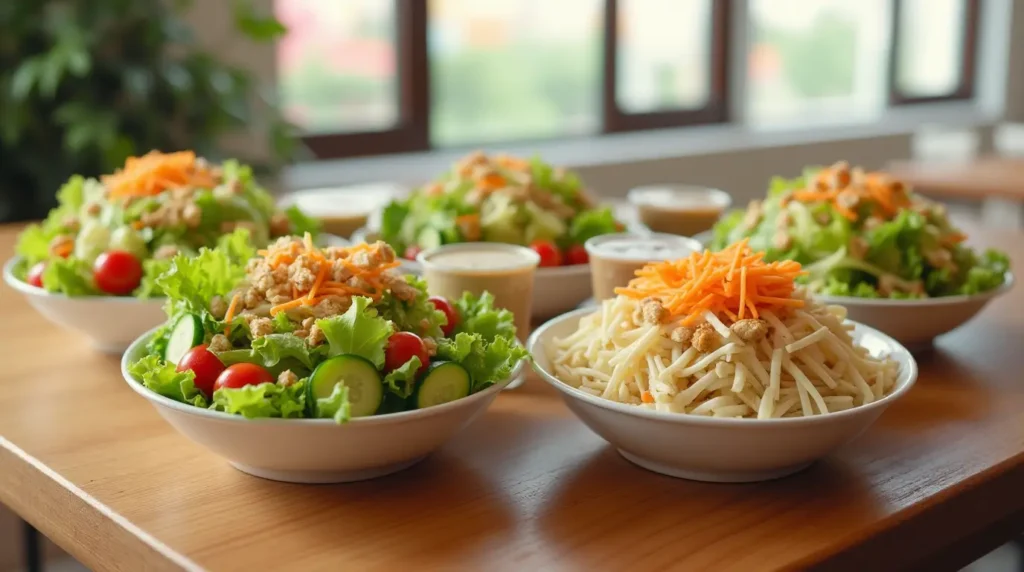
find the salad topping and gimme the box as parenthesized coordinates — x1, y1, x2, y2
(712, 162, 1010, 299)
(14, 151, 319, 298)
(128, 236, 529, 423)
(380, 151, 621, 265)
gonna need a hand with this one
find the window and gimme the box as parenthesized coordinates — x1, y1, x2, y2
(276, 0, 399, 133)
(891, 0, 978, 103)
(274, 0, 983, 159)
(429, 0, 603, 146)
(746, 0, 890, 127)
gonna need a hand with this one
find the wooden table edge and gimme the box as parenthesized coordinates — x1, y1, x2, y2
(0, 437, 197, 572)
(798, 450, 1024, 571)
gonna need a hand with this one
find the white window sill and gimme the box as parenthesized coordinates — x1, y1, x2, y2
(283, 101, 999, 192)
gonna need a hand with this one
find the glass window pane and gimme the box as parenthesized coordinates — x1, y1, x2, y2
(895, 0, 967, 98)
(429, 0, 602, 146)
(746, 0, 890, 127)
(616, 0, 712, 113)
(276, 0, 398, 134)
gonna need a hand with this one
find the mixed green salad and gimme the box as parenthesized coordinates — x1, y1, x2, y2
(380, 151, 622, 267)
(127, 234, 529, 423)
(13, 150, 319, 298)
(711, 161, 1010, 298)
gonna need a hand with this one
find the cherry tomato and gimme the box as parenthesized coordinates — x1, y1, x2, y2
(93, 250, 143, 295)
(26, 262, 46, 288)
(213, 363, 274, 392)
(385, 331, 429, 375)
(429, 296, 459, 337)
(403, 245, 422, 261)
(530, 240, 562, 268)
(176, 345, 226, 397)
(564, 244, 589, 266)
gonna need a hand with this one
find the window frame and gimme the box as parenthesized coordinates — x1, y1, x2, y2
(301, 0, 429, 159)
(888, 0, 980, 105)
(602, 0, 731, 133)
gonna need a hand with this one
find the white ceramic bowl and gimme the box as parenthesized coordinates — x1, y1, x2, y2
(4, 257, 166, 353)
(815, 274, 1014, 349)
(121, 330, 524, 483)
(528, 308, 918, 483)
(351, 227, 592, 319)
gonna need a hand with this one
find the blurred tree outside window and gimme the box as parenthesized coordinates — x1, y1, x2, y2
(0, 0, 294, 222)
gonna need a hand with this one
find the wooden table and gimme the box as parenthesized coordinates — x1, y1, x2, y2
(2, 224, 1023, 572)
(888, 156, 1024, 229)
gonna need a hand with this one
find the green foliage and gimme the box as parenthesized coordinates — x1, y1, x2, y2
(757, 10, 857, 99)
(0, 0, 296, 221)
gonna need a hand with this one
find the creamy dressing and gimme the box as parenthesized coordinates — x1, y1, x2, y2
(419, 244, 540, 339)
(585, 233, 700, 301)
(629, 186, 731, 236)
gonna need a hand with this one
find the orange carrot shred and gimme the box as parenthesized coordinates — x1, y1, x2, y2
(223, 293, 241, 335)
(641, 391, 654, 404)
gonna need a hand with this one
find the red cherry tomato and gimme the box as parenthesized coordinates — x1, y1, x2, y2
(564, 244, 589, 266)
(176, 344, 226, 397)
(385, 331, 429, 375)
(213, 363, 274, 392)
(26, 262, 46, 288)
(403, 245, 422, 261)
(93, 250, 143, 295)
(428, 296, 459, 337)
(530, 240, 562, 268)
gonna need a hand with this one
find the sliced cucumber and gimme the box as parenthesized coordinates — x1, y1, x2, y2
(417, 227, 443, 250)
(164, 314, 203, 365)
(414, 361, 470, 409)
(308, 355, 383, 418)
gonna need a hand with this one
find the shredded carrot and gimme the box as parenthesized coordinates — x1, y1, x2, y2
(262, 233, 399, 316)
(476, 173, 506, 191)
(786, 162, 917, 224)
(223, 293, 241, 335)
(614, 239, 806, 325)
(641, 391, 655, 404)
(102, 150, 218, 199)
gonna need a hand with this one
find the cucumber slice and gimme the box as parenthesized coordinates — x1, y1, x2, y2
(414, 361, 470, 409)
(308, 355, 383, 418)
(417, 227, 443, 250)
(164, 314, 203, 365)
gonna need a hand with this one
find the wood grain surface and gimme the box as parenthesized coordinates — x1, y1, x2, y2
(1, 224, 1023, 572)
(888, 157, 1024, 201)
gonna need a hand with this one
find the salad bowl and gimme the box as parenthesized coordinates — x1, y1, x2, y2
(123, 330, 526, 483)
(816, 272, 1014, 348)
(528, 308, 918, 483)
(353, 227, 593, 319)
(4, 256, 165, 353)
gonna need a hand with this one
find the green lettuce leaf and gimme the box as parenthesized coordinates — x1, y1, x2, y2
(156, 228, 253, 316)
(383, 356, 421, 398)
(453, 291, 517, 341)
(314, 383, 351, 424)
(127, 355, 209, 407)
(250, 334, 315, 370)
(41, 257, 99, 296)
(211, 380, 307, 419)
(273, 312, 296, 333)
(316, 296, 394, 368)
(284, 205, 322, 236)
(374, 275, 446, 339)
(379, 200, 412, 252)
(435, 332, 529, 391)
(568, 207, 619, 246)
(133, 258, 173, 298)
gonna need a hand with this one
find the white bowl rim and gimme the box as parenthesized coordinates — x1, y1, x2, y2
(121, 327, 522, 427)
(814, 271, 1014, 307)
(527, 307, 919, 428)
(3, 256, 166, 304)
(627, 185, 733, 209)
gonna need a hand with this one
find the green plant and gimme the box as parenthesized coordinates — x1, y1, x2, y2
(0, 0, 296, 222)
